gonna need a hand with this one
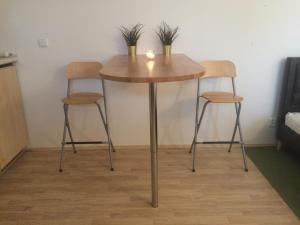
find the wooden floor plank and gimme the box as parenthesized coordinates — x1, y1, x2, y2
(0, 147, 299, 225)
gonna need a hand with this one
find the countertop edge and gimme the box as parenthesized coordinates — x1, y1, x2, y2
(0, 57, 17, 66)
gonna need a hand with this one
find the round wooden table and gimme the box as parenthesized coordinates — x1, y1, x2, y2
(100, 54, 205, 207)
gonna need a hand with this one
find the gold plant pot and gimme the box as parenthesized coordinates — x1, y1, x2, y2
(163, 45, 172, 57)
(128, 46, 137, 60)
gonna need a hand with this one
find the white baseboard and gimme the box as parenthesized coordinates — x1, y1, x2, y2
(27, 143, 276, 152)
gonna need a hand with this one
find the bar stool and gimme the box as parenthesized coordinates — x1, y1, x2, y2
(189, 60, 248, 172)
(59, 62, 115, 172)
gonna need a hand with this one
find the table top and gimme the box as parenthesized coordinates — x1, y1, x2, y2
(100, 54, 205, 83)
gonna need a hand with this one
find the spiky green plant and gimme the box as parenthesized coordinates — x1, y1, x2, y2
(156, 22, 179, 45)
(119, 23, 143, 46)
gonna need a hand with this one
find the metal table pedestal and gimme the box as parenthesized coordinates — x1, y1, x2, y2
(149, 83, 158, 207)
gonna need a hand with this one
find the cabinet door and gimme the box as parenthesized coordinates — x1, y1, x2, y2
(0, 66, 28, 169)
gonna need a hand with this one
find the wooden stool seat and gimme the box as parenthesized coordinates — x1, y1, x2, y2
(62, 92, 103, 105)
(201, 91, 243, 103)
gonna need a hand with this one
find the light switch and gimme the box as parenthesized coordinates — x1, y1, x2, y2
(38, 38, 49, 48)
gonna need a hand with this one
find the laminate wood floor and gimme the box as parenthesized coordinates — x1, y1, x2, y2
(0, 147, 299, 225)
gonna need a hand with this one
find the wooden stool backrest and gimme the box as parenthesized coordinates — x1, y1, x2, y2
(66, 62, 103, 80)
(200, 60, 236, 79)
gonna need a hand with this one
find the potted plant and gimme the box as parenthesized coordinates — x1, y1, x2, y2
(119, 23, 143, 59)
(156, 22, 179, 57)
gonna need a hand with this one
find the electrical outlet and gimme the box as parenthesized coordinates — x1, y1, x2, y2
(269, 117, 277, 128)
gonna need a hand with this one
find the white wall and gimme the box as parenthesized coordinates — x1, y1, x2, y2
(1, 0, 300, 148)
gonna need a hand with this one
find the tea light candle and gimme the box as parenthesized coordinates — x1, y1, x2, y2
(146, 50, 155, 60)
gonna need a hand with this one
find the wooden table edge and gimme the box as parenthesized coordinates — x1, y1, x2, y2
(99, 72, 205, 83)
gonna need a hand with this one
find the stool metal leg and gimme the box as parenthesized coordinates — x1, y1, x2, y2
(228, 105, 239, 153)
(59, 104, 77, 172)
(189, 80, 201, 154)
(64, 105, 77, 154)
(189, 98, 200, 154)
(190, 101, 209, 151)
(236, 103, 248, 172)
(102, 79, 116, 153)
(191, 101, 209, 172)
(59, 106, 68, 172)
(95, 102, 114, 171)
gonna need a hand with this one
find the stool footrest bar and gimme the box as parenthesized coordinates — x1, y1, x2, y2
(196, 141, 240, 144)
(65, 141, 108, 145)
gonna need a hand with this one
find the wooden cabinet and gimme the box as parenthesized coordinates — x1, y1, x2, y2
(0, 59, 28, 170)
